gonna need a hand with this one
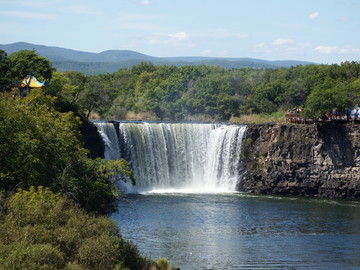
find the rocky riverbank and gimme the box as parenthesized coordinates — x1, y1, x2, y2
(238, 123, 360, 199)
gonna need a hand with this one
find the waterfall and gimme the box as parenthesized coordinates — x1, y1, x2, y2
(94, 122, 246, 193)
(95, 122, 121, 160)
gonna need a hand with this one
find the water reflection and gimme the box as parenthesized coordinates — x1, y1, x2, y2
(112, 194, 360, 270)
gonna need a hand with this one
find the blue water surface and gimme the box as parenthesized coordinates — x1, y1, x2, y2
(112, 193, 360, 270)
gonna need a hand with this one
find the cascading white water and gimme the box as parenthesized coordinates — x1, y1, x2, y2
(95, 122, 121, 160)
(95, 122, 246, 193)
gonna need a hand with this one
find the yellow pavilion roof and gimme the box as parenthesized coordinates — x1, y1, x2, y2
(17, 74, 47, 88)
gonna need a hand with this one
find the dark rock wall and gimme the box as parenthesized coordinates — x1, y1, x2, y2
(238, 124, 360, 199)
(80, 120, 104, 159)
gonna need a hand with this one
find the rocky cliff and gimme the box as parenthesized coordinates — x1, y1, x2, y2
(238, 123, 360, 199)
(80, 120, 104, 159)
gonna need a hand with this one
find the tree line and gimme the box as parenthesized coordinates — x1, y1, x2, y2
(50, 59, 360, 122)
(2, 49, 360, 122)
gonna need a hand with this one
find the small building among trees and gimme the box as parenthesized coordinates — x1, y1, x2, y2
(15, 73, 48, 98)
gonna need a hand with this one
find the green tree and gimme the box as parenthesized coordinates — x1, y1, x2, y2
(8, 50, 55, 81)
(79, 75, 113, 118)
(182, 72, 240, 120)
(303, 80, 352, 119)
(350, 78, 360, 105)
(0, 90, 133, 213)
(131, 62, 156, 75)
(0, 50, 12, 92)
(62, 157, 134, 214)
(46, 71, 87, 103)
(0, 89, 81, 191)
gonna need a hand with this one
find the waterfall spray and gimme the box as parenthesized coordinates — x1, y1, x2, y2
(95, 122, 246, 194)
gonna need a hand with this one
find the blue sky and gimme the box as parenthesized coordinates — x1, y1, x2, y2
(1, 0, 359, 64)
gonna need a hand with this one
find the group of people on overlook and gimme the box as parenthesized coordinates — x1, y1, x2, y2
(286, 105, 360, 124)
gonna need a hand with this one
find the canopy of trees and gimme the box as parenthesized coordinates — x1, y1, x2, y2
(49, 61, 360, 121)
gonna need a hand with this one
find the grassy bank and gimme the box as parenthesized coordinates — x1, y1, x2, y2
(230, 110, 287, 124)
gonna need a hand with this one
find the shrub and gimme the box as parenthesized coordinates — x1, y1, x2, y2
(0, 242, 65, 270)
(156, 258, 176, 270)
(157, 258, 170, 270)
(117, 238, 149, 270)
(0, 187, 150, 270)
(77, 235, 120, 270)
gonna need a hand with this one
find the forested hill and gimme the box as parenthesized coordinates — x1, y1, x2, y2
(0, 42, 314, 75)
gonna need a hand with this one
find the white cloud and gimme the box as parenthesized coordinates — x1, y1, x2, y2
(315, 45, 338, 54)
(254, 42, 266, 49)
(309, 11, 320, 19)
(139, 0, 151, 6)
(315, 45, 360, 54)
(253, 40, 314, 58)
(0, 11, 56, 20)
(253, 42, 272, 54)
(254, 42, 360, 62)
(272, 38, 294, 46)
(168, 32, 188, 41)
(149, 31, 189, 45)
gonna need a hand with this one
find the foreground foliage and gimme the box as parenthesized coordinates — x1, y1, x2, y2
(0, 90, 133, 214)
(0, 187, 150, 270)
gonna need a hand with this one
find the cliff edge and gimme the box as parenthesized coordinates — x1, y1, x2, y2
(238, 123, 360, 199)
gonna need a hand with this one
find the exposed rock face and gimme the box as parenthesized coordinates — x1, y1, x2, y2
(80, 120, 104, 159)
(238, 124, 360, 199)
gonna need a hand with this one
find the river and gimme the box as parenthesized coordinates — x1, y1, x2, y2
(112, 193, 360, 270)
(95, 122, 360, 269)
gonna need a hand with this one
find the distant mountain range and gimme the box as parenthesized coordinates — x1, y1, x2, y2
(0, 42, 315, 75)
